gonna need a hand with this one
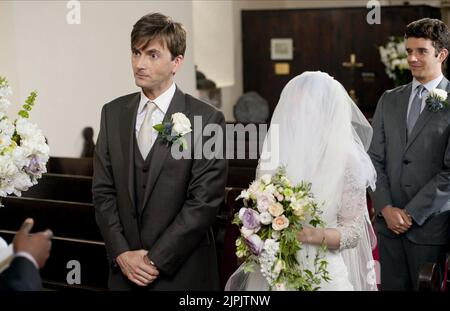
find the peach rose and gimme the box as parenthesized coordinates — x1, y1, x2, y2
(268, 202, 284, 217)
(272, 215, 289, 231)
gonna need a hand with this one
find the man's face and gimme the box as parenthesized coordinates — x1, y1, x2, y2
(131, 39, 183, 98)
(406, 37, 447, 83)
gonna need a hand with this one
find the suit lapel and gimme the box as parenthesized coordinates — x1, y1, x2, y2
(120, 93, 140, 208)
(142, 88, 188, 210)
(405, 77, 450, 151)
(397, 83, 411, 152)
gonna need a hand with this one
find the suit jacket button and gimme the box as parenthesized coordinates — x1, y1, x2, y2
(143, 167, 149, 173)
(143, 184, 146, 189)
(403, 159, 411, 165)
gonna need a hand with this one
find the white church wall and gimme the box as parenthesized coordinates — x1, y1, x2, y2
(0, 0, 196, 157)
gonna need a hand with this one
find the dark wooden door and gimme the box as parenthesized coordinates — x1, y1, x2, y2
(242, 5, 441, 118)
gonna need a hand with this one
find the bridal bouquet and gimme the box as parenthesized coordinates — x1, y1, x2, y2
(0, 76, 49, 203)
(379, 36, 411, 86)
(233, 167, 329, 291)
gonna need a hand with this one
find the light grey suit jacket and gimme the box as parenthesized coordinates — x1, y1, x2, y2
(369, 77, 450, 245)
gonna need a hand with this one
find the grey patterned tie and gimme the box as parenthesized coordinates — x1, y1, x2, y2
(137, 101, 157, 158)
(407, 85, 425, 136)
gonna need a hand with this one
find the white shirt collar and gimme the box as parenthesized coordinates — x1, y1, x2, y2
(412, 74, 443, 94)
(138, 83, 176, 114)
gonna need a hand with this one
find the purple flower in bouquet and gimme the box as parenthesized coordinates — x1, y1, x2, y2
(25, 155, 41, 175)
(246, 234, 264, 255)
(239, 208, 261, 230)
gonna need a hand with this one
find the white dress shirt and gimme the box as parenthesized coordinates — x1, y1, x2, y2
(407, 74, 444, 118)
(135, 83, 175, 150)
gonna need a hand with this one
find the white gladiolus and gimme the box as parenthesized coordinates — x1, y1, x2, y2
(0, 86, 12, 98)
(0, 98, 11, 111)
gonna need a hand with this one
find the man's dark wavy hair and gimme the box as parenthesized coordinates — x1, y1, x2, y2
(131, 13, 186, 59)
(405, 18, 450, 57)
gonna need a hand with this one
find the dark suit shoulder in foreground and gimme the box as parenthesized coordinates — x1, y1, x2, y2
(0, 257, 41, 291)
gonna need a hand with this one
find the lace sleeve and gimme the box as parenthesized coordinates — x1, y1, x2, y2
(336, 161, 367, 250)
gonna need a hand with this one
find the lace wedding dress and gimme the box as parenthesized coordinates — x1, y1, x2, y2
(296, 150, 377, 291)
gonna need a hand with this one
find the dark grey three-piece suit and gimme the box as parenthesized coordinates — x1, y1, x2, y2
(93, 87, 227, 290)
(369, 77, 450, 290)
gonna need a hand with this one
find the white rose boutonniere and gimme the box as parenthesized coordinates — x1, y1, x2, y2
(426, 88, 448, 112)
(153, 112, 192, 150)
(171, 112, 192, 136)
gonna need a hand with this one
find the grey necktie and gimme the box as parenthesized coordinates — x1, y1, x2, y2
(407, 85, 425, 136)
(137, 101, 157, 158)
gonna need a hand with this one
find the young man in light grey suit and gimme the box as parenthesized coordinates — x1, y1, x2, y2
(369, 18, 450, 290)
(93, 13, 227, 290)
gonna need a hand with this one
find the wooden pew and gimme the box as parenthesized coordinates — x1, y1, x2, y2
(0, 231, 108, 291)
(213, 187, 244, 289)
(46, 157, 93, 176)
(0, 197, 99, 240)
(227, 159, 257, 188)
(46, 155, 258, 189)
(418, 251, 450, 291)
(225, 122, 261, 189)
(1, 152, 249, 290)
(0, 197, 108, 290)
(21, 173, 93, 204)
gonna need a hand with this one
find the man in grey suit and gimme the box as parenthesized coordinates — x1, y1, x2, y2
(369, 18, 450, 290)
(93, 13, 227, 290)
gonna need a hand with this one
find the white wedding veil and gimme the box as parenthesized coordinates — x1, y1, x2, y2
(230, 71, 378, 291)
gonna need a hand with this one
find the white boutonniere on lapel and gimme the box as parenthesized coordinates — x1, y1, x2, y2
(426, 88, 448, 112)
(153, 112, 192, 150)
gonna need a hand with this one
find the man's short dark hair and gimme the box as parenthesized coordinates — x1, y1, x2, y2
(131, 13, 186, 59)
(405, 18, 450, 56)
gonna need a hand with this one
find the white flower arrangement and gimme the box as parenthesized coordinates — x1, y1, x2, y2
(233, 167, 330, 291)
(426, 88, 448, 112)
(153, 112, 192, 150)
(379, 36, 411, 86)
(0, 76, 49, 203)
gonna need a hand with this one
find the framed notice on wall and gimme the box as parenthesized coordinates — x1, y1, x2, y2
(270, 38, 293, 60)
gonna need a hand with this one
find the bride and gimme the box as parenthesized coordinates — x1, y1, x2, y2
(226, 71, 378, 291)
